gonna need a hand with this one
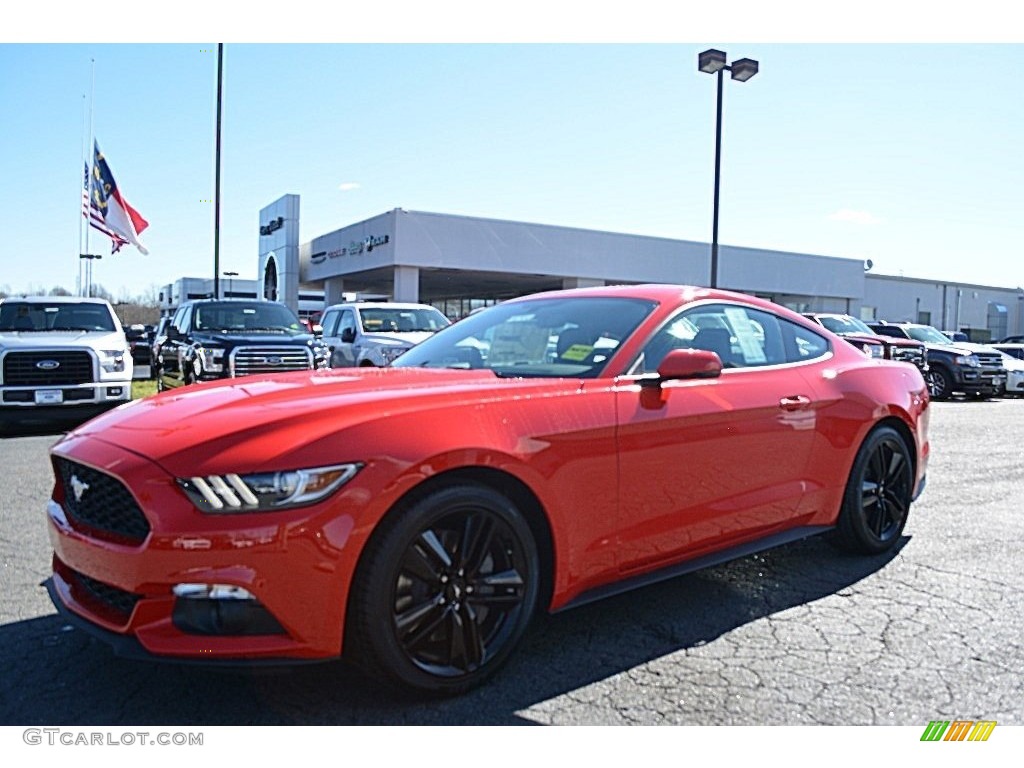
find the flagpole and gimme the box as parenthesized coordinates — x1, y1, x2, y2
(78, 92, 87, 297)
(213, 43, 224, 300)
(85, 58, 96, 298)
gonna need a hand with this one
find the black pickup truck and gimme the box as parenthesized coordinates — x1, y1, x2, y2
(156, 299, 330, 391)
(868, 322, 1005, 400)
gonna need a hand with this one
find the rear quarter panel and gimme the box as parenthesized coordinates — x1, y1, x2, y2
(797, 359, 929, 526)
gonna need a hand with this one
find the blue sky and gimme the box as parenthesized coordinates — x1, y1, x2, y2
(2, 14, 1022, 299)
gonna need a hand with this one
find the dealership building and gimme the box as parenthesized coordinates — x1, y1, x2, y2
(160, 194, 1024, 341)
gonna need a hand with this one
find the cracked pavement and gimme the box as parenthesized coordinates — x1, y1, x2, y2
(1, 399, 1021, 725)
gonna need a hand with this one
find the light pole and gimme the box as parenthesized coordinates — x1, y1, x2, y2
(698, 48, 759, 289)
(223, 270, 238, 299)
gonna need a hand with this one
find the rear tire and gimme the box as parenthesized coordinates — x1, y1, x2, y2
(346, 484, 540, 695)
(832, 426, 913, 555)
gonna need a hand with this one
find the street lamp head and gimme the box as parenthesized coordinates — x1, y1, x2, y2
(698, 49, 728, 74)
(730, 58, 759, 82)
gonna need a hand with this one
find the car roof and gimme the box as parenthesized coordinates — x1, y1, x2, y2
(0, 295, 112, 305)
(325, 302, 443, 311)
(504, 284, 815, 321)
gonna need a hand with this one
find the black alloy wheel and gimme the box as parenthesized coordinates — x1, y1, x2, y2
(832, 426, 913, 555)
(924, 367, 952, 400)
(348, 484, 539, 694)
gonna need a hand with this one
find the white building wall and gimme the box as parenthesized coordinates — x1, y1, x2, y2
(863, 275, 1024, 339)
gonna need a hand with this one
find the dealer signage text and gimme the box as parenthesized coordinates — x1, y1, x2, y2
(260, 217, 285, 236)
(311, 234, 390, 264)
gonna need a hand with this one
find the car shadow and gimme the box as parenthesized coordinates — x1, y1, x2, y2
(0, 535, 906, 726)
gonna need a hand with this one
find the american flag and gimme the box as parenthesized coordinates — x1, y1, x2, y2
(82, 162, 128, 253)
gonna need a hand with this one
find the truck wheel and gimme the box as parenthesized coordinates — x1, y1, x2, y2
(924, 368, 952, 401)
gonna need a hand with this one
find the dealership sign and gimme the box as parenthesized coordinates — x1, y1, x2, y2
(259, 217, 285, 236)
(310, 234, 391, 264)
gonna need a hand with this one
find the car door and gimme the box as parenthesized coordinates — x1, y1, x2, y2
(330, 309, 358, 367)
(319, 308, 341, 360)
(614, 303, 826, 573)
(159, 305, 192, 388)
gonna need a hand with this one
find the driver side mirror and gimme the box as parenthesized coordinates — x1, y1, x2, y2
(312, 324, 323, 338)
(167, 326, 182, 341)
(340, 327, 356, 344)
(640, 348, 722, 388)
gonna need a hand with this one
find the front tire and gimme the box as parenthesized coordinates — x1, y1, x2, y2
(347, 484, 540, 695)
(832, 426, 914, 555)
(924, 367, 953, 400)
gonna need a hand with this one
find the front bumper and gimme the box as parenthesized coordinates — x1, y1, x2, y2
(1, 380, 131, 407)
(953, 369, 1004, 395)
(46, 435, 365, 661)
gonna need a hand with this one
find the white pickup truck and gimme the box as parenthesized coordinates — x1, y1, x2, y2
(0, 296, 133, 420)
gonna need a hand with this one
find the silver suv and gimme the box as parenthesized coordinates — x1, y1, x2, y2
(0, 296, 133, 415)
(319, 302, 451, 367)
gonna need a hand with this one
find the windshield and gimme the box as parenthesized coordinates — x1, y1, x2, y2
(358, 307, 451, 334)
(906, 325, 954, 344)
(393, 296, 657, 378)
(0, 301, 116, 332)
(818, 315, 873, 335)
(193, 302, 304, 333)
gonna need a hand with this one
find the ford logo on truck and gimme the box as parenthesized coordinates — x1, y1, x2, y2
(36, 360, 61, 370)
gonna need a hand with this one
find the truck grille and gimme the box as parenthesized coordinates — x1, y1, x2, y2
(892, 346, 926, 367)
(54, 458, 151, 544)
(230, 346, 313, 377)
(975, 352, 1004, 370)
(3, 350, 94, 386)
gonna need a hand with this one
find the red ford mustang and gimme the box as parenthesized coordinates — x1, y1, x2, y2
(45, 285, 929, 693)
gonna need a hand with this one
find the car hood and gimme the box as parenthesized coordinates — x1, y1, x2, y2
(929, 342, 998, 356)
(827, 330, 919, 348)
(361, 331, 435, 347)
(191, 331, 318, 346)
(0, 330, 127, 350)
(63, 367, 583, 475)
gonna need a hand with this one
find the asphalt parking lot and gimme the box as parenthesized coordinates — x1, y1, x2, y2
(1, 398, 1021, 726)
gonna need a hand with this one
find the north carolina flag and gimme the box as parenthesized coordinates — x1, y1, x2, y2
(82, 162, 128, 253)
(90, 140, 149, 255)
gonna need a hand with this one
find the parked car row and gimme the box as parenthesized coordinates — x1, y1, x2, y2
(146, 300, 1024, 402)
(149, 299, 452, 391)
(802, 313, 1024, 400)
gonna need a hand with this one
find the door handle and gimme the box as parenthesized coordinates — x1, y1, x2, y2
(779, 395, 811, 411)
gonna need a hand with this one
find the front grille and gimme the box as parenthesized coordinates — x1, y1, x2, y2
(54, 458, 151, 544)
(3, 350, 94, 386)
(230, 346, 313, 377)
(76, 571, 142, 620)
(55, 557, 141, 625)
(975, 353, 1004, 370)
(892, 346, 925, 366)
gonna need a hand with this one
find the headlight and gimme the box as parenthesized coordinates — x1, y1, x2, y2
(954, 355, 980, 368)
(195, 346, 225, 373)
(312, 343, 331, 368)
(100, 349, 126, 373)
(177, 463, 362, 513)
(380, 346, 409, 364)
(864, 344, 884, 358)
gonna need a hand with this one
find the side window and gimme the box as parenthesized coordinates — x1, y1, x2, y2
(782, 319, 830, 363)
(177, 306, 193, 334)
(339, 310, 356, 340)
(170, 306, 186, 333)
(320, 309, 340, 337)
(635, 303, 800, 373)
